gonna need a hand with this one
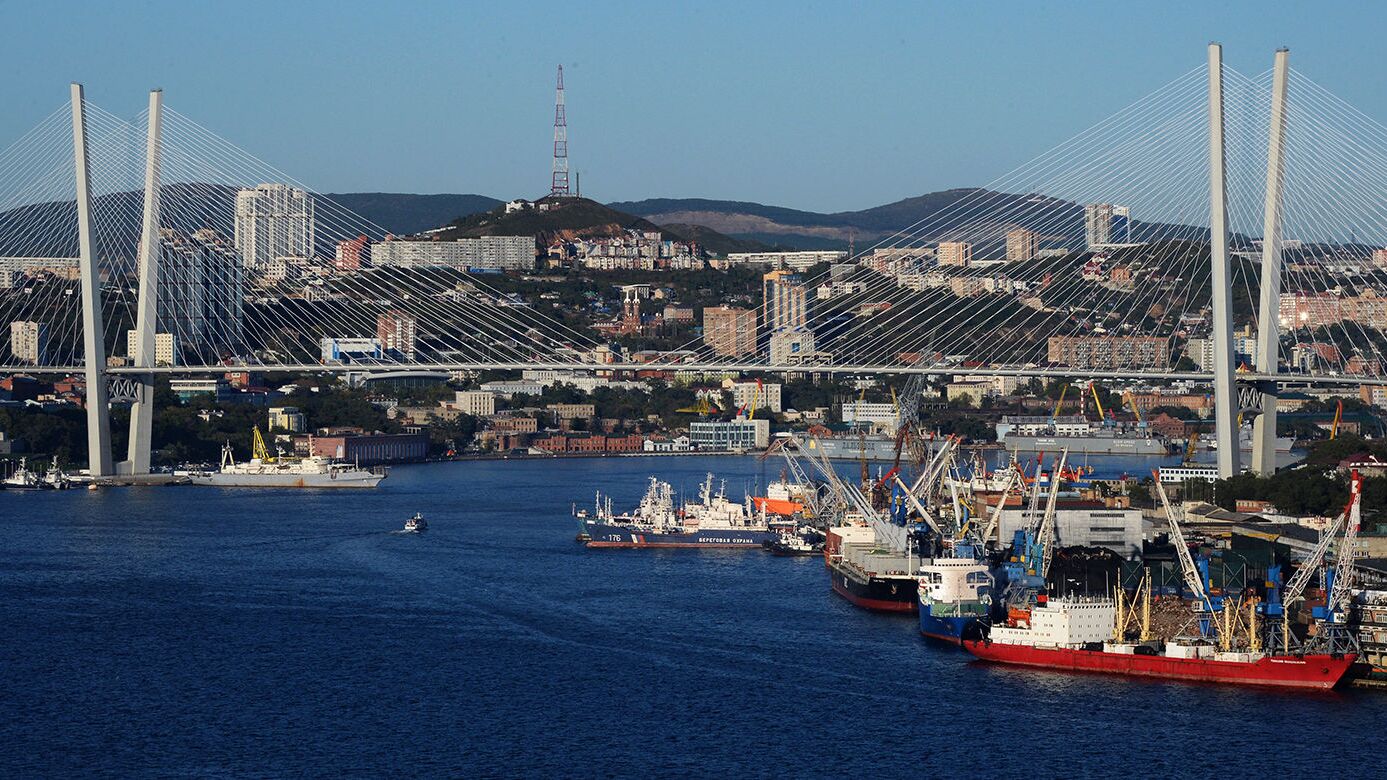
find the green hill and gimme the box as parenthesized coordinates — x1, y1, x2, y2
(435, 196, 766, 254)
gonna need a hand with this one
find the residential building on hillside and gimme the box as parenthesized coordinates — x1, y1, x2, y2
(1005, 228, 1039, 263)
(371, 235, 535, 270)
(703, 305, 757, 357)
(376, 310, 418, 359)
(9, 320, 47, 365)
(937, 241, 972, 267)
(724, 250, 846, 271)
(453, 390, 496, 417)
(235, 184, 314, 271)
(157, 228, 245, 355)
(1047, 335, 1168, 370)
(729, 380, 782, 412)
(127, 330, 177, 367)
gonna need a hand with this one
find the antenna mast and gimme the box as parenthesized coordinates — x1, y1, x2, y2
(551, 65, 570, 197)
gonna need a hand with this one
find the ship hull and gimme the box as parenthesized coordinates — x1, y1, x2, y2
(1001, 435, 1167, 455)
(963, 640, 1355, 689)
(186, 472, 383, 488)
(919, 609, 982, 644)
(828, 564, 918, 612)
(582, 521, 774, 549)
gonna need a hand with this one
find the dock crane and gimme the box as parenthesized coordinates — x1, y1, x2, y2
(979, 463, 1022, 548)
(1152, 471, 1222, 642)
(1038, 450, 1068, 579)
(1051, 383, 1069, 422)
(1268, 473, 1362, 653)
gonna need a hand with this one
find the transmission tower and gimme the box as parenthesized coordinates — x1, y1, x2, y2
(551, 65, 569, 197)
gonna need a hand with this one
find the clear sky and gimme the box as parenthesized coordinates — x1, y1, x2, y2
(2, 0, 1382, 212)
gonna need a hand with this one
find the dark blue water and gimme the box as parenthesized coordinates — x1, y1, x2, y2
(2, 455, 1378, 778)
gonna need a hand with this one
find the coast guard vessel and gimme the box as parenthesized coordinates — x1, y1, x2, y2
(580, 473, 775, 548)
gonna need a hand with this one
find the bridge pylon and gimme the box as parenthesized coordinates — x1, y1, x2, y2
(120, 89, 164, 476)
(1207, 43, 1240, 479)
(71, 83, 113, 477)
(1252, 49, 1290, 476)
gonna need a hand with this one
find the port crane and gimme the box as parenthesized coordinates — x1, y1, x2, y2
(1153, 471, 1230, 645)
(1037, 450, 1068, 579)
(1269, 472, 1363, 653)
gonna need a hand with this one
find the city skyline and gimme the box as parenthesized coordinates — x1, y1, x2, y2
(1, 2, 1379, 212)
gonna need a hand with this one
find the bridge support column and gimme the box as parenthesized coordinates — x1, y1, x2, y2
(71, 83, 112, 477)
(122, 89, 163, 475)
(1207, 44, 1239, 478)
(1253, 49, 1290, 476)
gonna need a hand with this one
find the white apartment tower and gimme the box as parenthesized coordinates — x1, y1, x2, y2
(234, 184, 315, 270)
(9, 320, 48, 365)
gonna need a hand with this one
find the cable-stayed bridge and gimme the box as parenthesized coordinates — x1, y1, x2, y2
(1, 46, 1385, 478)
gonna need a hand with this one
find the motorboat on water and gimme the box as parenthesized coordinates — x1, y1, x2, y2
(403, 512, 428, 533)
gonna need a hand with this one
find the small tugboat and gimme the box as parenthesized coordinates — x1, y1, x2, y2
(403, 512, 428, 533)
(764, 527, 824, 556)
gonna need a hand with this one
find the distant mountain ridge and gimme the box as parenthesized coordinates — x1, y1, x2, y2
(608, 190, 996, 249)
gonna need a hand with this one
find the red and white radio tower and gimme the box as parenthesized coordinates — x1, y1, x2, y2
(550, 64, 570, 197)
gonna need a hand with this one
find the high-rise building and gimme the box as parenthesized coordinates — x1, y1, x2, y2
(371, 236, 535, 270)
(1005, 228, 1039, 263)
(703, 305, 757, 357)
(234, 184, 315, 271)
(768, 327, 818, 364)
(762, 270, 807, 330)
(157, 228, 245, 357)
(1084, 203, 1131, 248)
(127, 330, 176, 367)
(335, 235, 368, 272)
(376, 310, 418, 359)
(937, 241, 972, 267)
(9, 320, 47, 365)
(1047, 335, 1168, 370)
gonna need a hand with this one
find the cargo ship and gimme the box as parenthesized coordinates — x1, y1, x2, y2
(580, 473, 776, 548)
(963, 597, 1356, 689)
(825, 525, 922, 612)
(917, 554, 992, 643)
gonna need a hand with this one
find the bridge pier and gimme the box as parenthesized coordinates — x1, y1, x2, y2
(1207, 43, 1240, 479)
(1252, 49, 1290, 476)
(121, 89, 164, 476)
(71, 83, 113, 477)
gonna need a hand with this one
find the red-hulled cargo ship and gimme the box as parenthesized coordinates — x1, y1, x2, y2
(964, 640, 1355, 690)
(964, 597, 1356, 690)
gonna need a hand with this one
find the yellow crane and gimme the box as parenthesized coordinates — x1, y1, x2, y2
(252, 426, 274, 462)
(1123, 390, 1143, 424)
(1089, 381, 1106, 421)
(1051, 383, 1069, 422)
(1331, 399, 1343, 439)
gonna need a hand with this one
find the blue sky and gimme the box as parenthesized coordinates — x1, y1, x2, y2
(1, 0, 1381, 211)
